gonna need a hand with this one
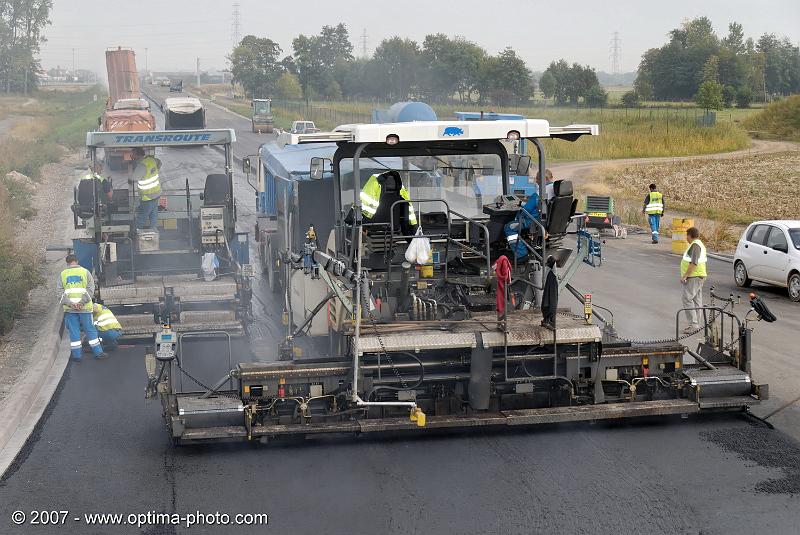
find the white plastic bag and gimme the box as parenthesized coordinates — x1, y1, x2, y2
(201, 252, 219, 281)
(405, 226, 431, 265)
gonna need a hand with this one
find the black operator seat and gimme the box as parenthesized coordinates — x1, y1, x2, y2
(370, 170, 416, 236)
(545, 179, 577, 237)
(75, 179, 99, 219)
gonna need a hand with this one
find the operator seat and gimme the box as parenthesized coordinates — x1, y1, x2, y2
(203, 174, 230, 206)
(545, 180, 577, 237)
(369, 170, 415, 236)
(74, 179, 100, 220)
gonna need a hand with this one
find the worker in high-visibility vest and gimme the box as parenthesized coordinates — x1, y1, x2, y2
(91, 303, 123, 350)
(680, 227, 707, 333)
(642, 183, 665, 244)
(57, 254, 106, 360)
(131, 147, 162, 229)
(359, 171, 418, 229)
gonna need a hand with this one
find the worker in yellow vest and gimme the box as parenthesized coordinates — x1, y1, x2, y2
(680, 227, 708, 333)
(359, 171, 418, 230)
(57, 254, 106, 360)
(131, 147, 162, 229)
(642, 183, 664, 244)
(91, 303, 123, 350)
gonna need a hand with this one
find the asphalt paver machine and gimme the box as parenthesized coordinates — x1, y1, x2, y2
(146, 120, 769, 444)
(74, 129, 252, 336)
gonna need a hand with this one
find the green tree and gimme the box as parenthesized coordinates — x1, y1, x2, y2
(722, 85, 736, 108)
(293, 24, 354, 98)
(584, 85, 608, 107)
(695, 80, 723, 112)
(620, 90, 640, 107)
(701, 55, 719, 83)
(0, 0, 51, 93)
(757, 33, 800, 96)
(538, 71, 556, 103)
(482, 48, 534, 105)
(735, 86, 753, 108)
(370, 37, 420, 101)
(275, 72, 302, 99)
(228, 36, 283, 98)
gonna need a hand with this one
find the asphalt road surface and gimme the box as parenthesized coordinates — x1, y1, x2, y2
(2, 89, 799, 534)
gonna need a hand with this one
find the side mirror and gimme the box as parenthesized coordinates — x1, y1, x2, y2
(310, 157, 325, 180)
(243, 157, 251, 174)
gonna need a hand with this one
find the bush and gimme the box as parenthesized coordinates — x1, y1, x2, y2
(743, 94, 800, 141)
(0, 182, 41, 334)
(584, 85, 608, 108)
(276, 72, 302, 99)
(620, 90, 640, 108)
(736, 87, 753, 109)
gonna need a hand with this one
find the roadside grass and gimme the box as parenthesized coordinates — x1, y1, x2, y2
(594, 150, 800, 249)
(0, 86, 105, 335)
(192, 84, 753, 160)
(743, 94, 800, 141)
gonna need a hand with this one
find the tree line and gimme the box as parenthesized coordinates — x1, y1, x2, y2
(0, 0, 51, 93)
(229, 25, 537, 105)
(635, 17, 800, 109)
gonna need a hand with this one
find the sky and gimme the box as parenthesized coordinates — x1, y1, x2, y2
(40, 0, 800, 76)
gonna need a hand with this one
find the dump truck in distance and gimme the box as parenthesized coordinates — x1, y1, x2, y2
(163, 97, 206, 130)
(102, 47, 156, 170)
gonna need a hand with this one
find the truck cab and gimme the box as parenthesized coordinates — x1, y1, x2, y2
(251, 99, 273, 133)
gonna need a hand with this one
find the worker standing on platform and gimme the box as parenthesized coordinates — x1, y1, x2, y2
(91, 303, 123, 351)
(131, 147, 162, 229)
(58, 254, 106, 360)
(643, 183, 664, 243)
(680, 227, 707, 333)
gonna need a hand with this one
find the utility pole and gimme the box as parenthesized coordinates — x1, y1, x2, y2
(609, 32, 622, 75)
(232, 3, 241, 44)
(196, 57, 201, 87)
(360, 28, 368, 58)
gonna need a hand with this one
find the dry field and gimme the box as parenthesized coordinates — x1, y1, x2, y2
(593, 150, 800, 249)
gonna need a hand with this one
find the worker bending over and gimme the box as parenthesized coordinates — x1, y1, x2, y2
(680, 227, 707, 333)
(131, 147, 162, 230)
(58, 254, 106, 360)
(92, 303, 123, 351)
(643, 183, 664, 243)
(504, 191, 541, 260)
(82, 161, 113, 202)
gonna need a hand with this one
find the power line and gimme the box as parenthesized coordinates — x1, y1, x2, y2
(609, 31, 622, 75)
(232, 3, 241, 45)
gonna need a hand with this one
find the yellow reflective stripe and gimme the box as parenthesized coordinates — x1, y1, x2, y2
(96, 312, 114, 321)
(64, 288, 88, 295)
(70, 341, 82, 348)
(137, 175, 160, 189)
(96, 319, 118, 327)
(87, 338, 101, 346)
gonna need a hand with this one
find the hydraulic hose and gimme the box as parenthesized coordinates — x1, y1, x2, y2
(366, 351, 426, 400)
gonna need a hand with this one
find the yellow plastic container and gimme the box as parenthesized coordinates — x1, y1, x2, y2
(671, 218, 694, 254)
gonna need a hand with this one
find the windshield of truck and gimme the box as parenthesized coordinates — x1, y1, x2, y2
(254, 101, 270, 114)
(789, 228, 800, 250)
(338, 153, 503, 219)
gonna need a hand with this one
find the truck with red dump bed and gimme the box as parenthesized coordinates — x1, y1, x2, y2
(102, 47, 156, 170)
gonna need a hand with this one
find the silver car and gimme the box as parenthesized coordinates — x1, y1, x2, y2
(734, 220, 800, 301)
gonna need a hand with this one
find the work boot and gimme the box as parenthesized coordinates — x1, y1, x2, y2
(94, 352, 109, 360)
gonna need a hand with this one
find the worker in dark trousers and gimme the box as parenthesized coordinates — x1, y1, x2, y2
(540, 255, 558, 329)
(642, 183, 664, 243)
(58, 254, 107, 361)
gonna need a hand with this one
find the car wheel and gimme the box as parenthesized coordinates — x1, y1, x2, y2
(734, 261, 751, 287)
(788, 273, 800, 302)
